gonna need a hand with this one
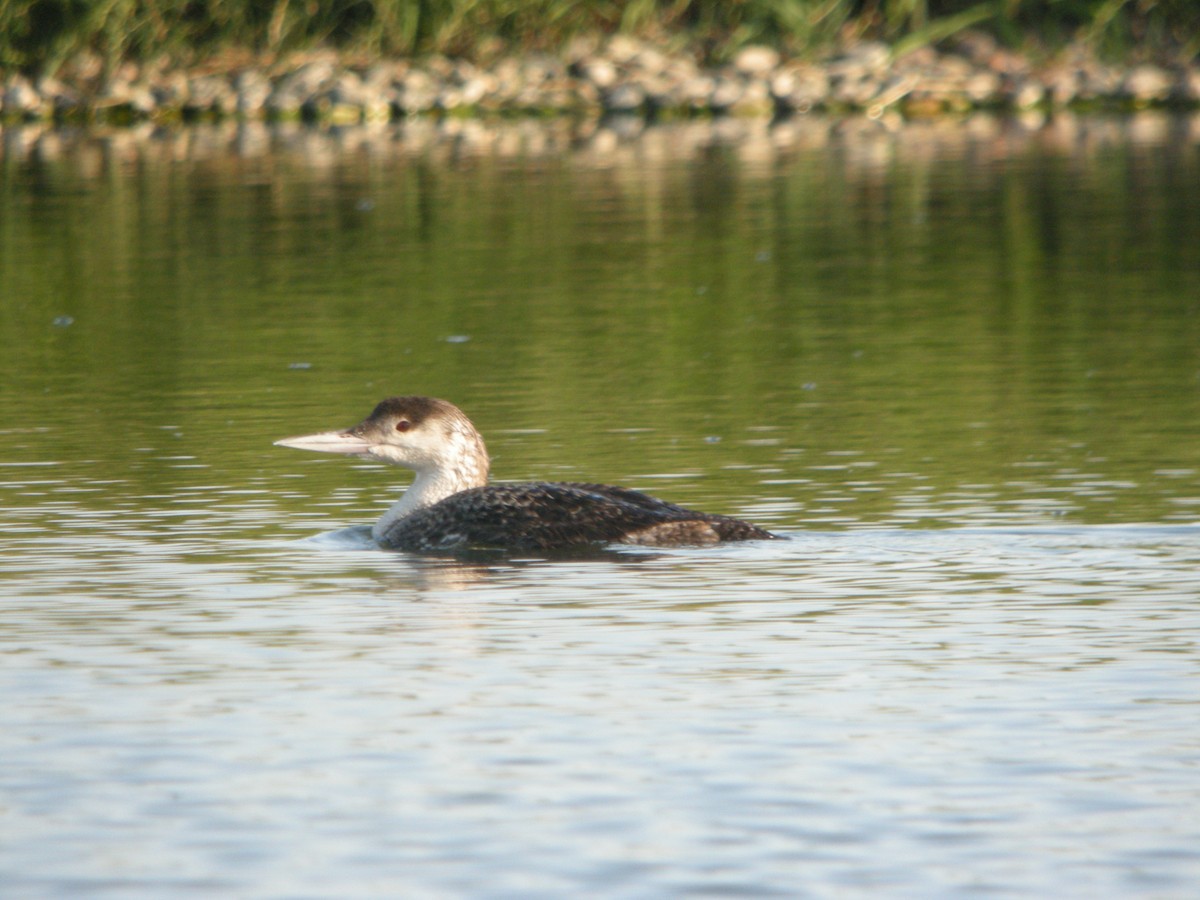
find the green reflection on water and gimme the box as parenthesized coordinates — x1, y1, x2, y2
(1, 116, 1198, 530)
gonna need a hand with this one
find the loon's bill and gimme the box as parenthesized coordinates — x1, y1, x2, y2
(274, 431, 373, 455)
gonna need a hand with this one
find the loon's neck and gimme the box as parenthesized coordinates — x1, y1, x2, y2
(371, 462, 489, 543)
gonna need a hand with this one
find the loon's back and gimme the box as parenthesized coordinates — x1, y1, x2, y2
(376, 482, 776, 552)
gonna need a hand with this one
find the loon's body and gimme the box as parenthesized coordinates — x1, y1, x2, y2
(276, 396, 776, 553)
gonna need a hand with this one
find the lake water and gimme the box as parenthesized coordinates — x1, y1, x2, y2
(1, 114, 1199, 897)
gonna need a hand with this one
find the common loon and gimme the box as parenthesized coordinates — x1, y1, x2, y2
(275, 396, 777, 552)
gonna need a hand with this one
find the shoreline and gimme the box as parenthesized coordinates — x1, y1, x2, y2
(3, 35, 1199, 126)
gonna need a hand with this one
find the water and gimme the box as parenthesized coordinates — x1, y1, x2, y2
(2, 114, 1199, 897)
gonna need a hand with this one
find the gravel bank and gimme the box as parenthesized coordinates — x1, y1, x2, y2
(4, 35, 1198, 124)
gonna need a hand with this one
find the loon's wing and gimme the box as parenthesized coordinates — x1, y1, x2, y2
(377, 482, 773, 552)
(555, 483, 776, 543)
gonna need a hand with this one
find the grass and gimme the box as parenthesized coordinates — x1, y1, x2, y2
(1, 0, 1195, 77)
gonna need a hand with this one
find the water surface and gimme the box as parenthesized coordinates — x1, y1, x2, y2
(1, 114, 1199, 896)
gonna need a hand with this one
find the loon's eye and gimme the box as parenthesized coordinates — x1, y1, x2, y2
(395, 420, 411, 433)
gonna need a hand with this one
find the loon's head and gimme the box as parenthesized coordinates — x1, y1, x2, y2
(275, 396, 489, 482)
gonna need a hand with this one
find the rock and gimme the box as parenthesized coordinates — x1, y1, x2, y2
(577, 58, 618, 89)
(771, 67, 829, 113)
(630, 46, 668, 76)
(1046, 66, 1081, 105)
(734, 46, 781, 77)
(3, 75, 47, 118)
(829, 42, 890, 78)
(642, 74, 682, 110)
(990, 48, 1031, 78)
(395, 70, 438, 114)
(456, 72, 494, 107)
(563, 35, 602, 68)
(830, 73, 882, 107)
(681, 74, 716, 110)
(603, 81, 646, 113)
(964, 70, 1001, 103)
(187, 75, 235, 115)
(363, 62, 397, 89)
(605, 36, 643, 65)
(270, 60, 335, 116)
(934, 54, 973, 79)
(184, 74, 234, 114)
(1011, 78, 1045, 109)
(1074, 62, 1121, 101)
(327, 71, 364, 105)
(121, 82, 157, 116)
(235, 70, 271, 117)
(316, 71, 369, 123)
(437, 86, 464, 110)
(488, 58, 520, 103)
(94, 77, 130, 110)
(265, 85, 302, 117)
(38, 76, 84, 116)
(425, 55, 456, 79)
(520, 55, 562, 85)
(1180, 68, 1200, 104)
(709, 74, 746, 112)
(1123, 64, 1172, 103)
(570, 79, 603, 111)
(152, 71, 190, 109)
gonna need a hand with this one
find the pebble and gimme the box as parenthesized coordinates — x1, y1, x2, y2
(1123, 64, 1173, 103)
(188, 75, 235, 115)
(3, 76, 45, 117)
(235, 70, 271, 116)
(734, 46, 780, 77)
(1, 34, 1197, 125)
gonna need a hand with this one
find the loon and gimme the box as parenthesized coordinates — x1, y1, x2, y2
(275, 396, 777, 552)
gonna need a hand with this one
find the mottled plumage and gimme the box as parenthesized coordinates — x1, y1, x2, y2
(276, 396, 777, 553)
(379, 482, 773, 552)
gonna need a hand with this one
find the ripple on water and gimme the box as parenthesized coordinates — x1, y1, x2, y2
(0, 494, 1195, 900)
(1, 494, 1199, 896)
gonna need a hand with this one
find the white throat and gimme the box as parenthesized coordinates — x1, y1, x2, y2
(372, 469, 470, 541)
